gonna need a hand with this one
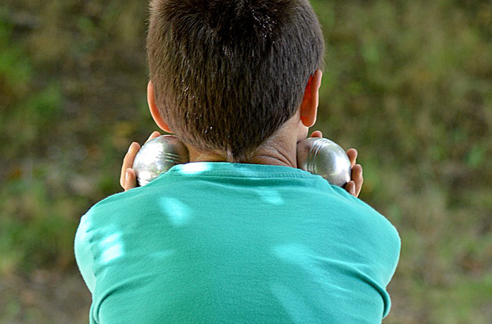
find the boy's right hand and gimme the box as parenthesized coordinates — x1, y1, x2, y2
(120, 131, 161, 191)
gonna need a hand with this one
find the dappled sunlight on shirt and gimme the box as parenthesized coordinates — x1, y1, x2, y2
(160, 197, 193, 227)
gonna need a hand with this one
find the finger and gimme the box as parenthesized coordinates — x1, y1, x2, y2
(145, 131, 161, 143)
(352, 164, 363, 197)
(120, 142, 140, 188)
(124, 168, 137, 191)
(310, 130, 323, 138)
(346, 148, 358, 168)
(120, 142, 140, 186)
(345, 181, 356, 197)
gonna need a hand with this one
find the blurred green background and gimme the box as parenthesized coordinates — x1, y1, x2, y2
(0, 0, 491, 323)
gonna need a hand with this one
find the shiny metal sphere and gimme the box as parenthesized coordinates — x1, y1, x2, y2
(297, 137, 351, 187)
(133, 135, 189, 186)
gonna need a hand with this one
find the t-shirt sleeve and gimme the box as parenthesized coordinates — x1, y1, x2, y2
(381, 224, 401, 319)
(384, 225, 401, 286)
(74, 213, 96, 294)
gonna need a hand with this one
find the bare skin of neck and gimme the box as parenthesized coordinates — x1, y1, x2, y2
(186, 110, 309, 169)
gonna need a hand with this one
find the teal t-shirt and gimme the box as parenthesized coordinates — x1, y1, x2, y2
(75, 162, 400, 324)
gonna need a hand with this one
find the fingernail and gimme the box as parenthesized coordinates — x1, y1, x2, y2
(126, 169, 130, 181)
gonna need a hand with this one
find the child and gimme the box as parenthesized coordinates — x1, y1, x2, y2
(75, 0, 400, 323)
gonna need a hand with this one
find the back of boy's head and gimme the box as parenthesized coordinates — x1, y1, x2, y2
(147, 0, 324, 161)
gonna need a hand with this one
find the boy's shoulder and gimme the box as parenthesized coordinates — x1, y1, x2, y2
(81, 184, 154, 225)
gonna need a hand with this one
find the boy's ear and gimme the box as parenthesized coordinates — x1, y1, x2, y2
(147, 81, 173, 133)
(300, 69, 322, 127)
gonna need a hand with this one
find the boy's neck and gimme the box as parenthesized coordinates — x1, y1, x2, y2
(185, 112, 308, 168)
(187, 141, 297, 168)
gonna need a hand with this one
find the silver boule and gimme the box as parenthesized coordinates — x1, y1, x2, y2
(133, 135, 189, 186)
(297, 137, 351, 187)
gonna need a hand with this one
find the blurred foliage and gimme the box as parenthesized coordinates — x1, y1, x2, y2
(0, 0, 491, 323)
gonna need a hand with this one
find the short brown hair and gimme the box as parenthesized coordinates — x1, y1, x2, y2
(147, 0, 324, 161)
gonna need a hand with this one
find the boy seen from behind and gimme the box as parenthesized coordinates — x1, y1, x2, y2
(75, 0, 401, 323)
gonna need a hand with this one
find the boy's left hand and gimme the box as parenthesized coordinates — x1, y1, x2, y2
(310, 131, 363, 198)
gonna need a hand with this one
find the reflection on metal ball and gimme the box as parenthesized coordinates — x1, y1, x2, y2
(297, 137, 351, 187)
(133, 135, 189, 186)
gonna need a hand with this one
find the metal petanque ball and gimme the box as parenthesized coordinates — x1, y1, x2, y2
(297, 137, 352, 187)
(133, 135, 189, 186)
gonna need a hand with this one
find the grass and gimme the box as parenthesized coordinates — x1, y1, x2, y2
(0, 0, 491, 322)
